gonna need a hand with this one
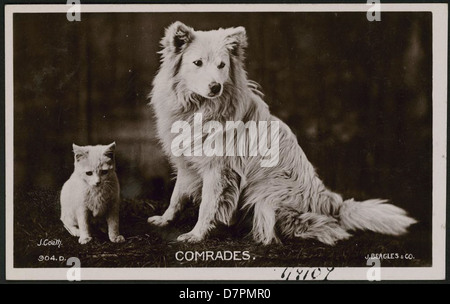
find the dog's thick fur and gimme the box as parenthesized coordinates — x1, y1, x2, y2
(148, 22, 417, 245)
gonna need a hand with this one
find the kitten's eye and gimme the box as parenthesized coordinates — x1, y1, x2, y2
(85, 171, 93, 176)
(193, 60, 203, 67)
(218, 62, 225, 69)
(100, 170, 109, 175)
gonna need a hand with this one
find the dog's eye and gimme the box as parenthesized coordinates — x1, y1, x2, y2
(193, 60, 203, 67)
(218, 62, 225, 69)
(100, 170, 109, 175)
(85, 171, 93, 176)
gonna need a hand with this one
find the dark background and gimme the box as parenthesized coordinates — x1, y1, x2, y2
(14, 12, 432, 221)
(13, 12, 432, 268)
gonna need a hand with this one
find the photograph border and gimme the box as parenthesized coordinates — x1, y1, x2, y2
(4, 2, 448, 281)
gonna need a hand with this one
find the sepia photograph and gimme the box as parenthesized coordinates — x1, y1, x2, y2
(4, 3, 447, 281)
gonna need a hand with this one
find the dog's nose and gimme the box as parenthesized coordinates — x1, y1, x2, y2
(209, 82, 222, 95)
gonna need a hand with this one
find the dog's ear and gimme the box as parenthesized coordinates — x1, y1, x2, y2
(161, 21, 194, 53)
(224, 26, 248, 58)
(72, 144, 87, 162)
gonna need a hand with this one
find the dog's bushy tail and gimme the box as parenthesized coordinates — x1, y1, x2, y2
(276, 206, 351, 245)
(339, 198, 417, 235)
(276, 198, 417, 246)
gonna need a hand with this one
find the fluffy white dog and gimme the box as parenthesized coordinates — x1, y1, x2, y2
(148, 22, 416, 245)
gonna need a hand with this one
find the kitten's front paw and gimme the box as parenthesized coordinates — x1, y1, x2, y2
(72, 229, 80, 237)
(78, 236, 92, 244)
(63, 225, 80, 237)
(177, 232, 203, 243)
(110, 235, 125, 243)
(148, 215, 170, 227)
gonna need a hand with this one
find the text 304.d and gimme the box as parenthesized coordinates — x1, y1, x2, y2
(38, 255, 66, 262)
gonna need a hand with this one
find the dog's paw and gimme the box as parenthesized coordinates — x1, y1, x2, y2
(78, 236, 92, 245)
(110, 235, 125, 243)
(177, 232, 203, 243)
(148, 215, 170, 227)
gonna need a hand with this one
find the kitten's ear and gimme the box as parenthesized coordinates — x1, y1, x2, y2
(72, 144, 87, 162)
(104, 142, 116, 159)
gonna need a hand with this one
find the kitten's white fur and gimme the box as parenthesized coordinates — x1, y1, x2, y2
(60, 142, 125, 244)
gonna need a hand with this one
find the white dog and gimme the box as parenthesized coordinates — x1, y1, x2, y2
(148, 22, 416, 245)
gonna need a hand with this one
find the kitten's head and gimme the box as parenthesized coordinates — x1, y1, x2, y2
(72, 142, 116, 187)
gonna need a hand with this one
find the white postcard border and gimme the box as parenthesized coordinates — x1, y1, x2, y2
(4, 3, 447, 281)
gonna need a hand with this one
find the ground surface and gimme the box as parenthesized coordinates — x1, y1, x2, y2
(14, 189, 431, 268)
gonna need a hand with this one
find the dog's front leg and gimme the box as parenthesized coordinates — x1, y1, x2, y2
(177, 167, 241, 243)
(148, 167, 195, 226)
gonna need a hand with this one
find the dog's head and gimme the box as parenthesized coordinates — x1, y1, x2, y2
(160, 21, 247, 100)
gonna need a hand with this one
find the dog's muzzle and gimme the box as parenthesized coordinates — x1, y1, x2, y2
(208, 82, 222, 97)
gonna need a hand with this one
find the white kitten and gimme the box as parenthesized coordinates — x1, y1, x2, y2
(60, 142, 125, 244)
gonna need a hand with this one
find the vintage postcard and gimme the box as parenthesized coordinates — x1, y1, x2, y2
(4, 2, 447, 282)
